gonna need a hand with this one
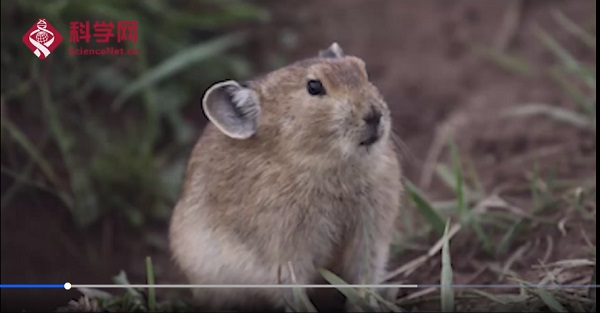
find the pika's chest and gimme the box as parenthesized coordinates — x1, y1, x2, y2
(278, 172, 377, 215)
(200, 158, 394, 249)
(235, 175, 379, 241)
(230, 179, 376, 259)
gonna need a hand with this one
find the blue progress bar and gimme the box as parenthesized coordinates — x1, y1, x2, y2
(0, 284, 65, 289)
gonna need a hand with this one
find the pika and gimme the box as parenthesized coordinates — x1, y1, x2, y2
(168, 43, 403, 312)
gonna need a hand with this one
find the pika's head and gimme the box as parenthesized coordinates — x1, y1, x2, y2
(202, 43, 392, 165)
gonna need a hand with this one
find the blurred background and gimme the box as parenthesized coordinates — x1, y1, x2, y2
(1, 0, 596, 312)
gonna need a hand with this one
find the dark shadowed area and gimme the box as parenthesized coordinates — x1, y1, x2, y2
(1, 0, 596, 312)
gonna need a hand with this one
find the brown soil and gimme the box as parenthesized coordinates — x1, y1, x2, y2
(1, 1, 596, 312)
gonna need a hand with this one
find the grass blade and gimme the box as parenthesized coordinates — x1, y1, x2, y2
(496, 218, 528, 255)
(290, 288, 317, 313)
(404, 179, 445, 236)
(468, 216, 494, 255)
(441, 219, 455, 313)
(531, 162, 543, 211)
(472, 45, 535, 76)
(536, 26, 580, 70)
(537, 290, 568, 313)
(319, 268, 377, 312)
(551, 68, 596, 118)
(364, 289, 405, 312)
(0, 165, 74, 210)
(436, 165, 479, 202)
(448, 138, 493, 254)
(0, 116, 62, 188)
(535, 26, 596, 90)
(448, 139, 466, 221)
(76, 287, 113, 301)
(39, 67, 100, 227)
(112, 32, 248, 110)
(0, 161, 34, 210)
(113, 271, 143, 299)
(145, 256, 156, 312)
(552, 10, 596, 50)
(465, 156, 486, 197)
(467, 289, 508, 305)
(287, 262, 317, 312)
(503, 103, 595, 132)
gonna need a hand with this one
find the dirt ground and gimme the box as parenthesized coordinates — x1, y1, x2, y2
(1, 0, 596, 312)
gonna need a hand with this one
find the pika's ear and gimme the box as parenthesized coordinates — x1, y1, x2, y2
(318, 42, 344, 58)
(202, 80, 260, 140)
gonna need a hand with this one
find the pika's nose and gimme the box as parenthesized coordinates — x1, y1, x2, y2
(360, 107, 383, 146)
(363, 107, 382, 127)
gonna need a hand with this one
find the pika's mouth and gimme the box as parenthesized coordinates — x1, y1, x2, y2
(359, 124, 383, 146)
(360, 132, 380, 146)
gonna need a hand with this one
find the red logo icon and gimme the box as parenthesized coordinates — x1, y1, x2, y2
(22, 19, 63, 60)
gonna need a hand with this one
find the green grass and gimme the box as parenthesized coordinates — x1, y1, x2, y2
(405, 8, 597, 258)
(441, 220, 455, 312)
(146, 256, 157, 312)
(1, 0, 267, 228)
(390, 9, 596, 312)
(496, 11, 596, 133)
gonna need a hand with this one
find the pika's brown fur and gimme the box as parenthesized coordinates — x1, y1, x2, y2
(168, 43, 403, 312)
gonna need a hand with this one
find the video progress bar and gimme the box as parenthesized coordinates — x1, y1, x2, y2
(0, 283, 598, 290)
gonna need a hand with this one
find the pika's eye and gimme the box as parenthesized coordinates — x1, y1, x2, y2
(307, 79, 326, 96)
